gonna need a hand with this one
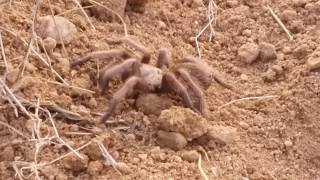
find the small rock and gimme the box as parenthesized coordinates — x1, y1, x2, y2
(238, 43, 260, 64)
(180, 150, 200, 162)
(116, 162, 132, 174)
(138, 154, 148, 161)
(55, 57, 70, 77)
(262, 69, 277, 82)
(239, 121, 250, 130)
(282, 46, 292, 54)
(226, 0, 239, 8)
(199, 126, 238, 145)
(88, 98, 98, 108)
(284, 140, 293, 148)
(156, 130, 188, 151)
(43, 37, 57, 54)
(306, 57, 320, 71)
(85, 144, 103, 161)
(191, 0, 203, 8)
(63, 154, 89, 173)
(87, 161, 104, 176)
(0, 146, 15, 161)
(35, 15, 77, 44)
(136, 94, 174, 116)
(156, 20, 167, 30)
(259, 42, 277, 61)
(292, 0, 307, 7)
(281, 10, 297, 22)
(293, 44, 309, 59)
(271, 65, 284, 75)
(242, 29, 252, 37)
(240, 74, 249, 81)
(158, 106, 208, 141)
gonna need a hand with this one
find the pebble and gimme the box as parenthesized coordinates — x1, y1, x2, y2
(116, 162, 132, 174)
(281, 10, 297, 22)
(35, 15, 77, 44)
(284, 140, 293, 148)
(282, 46, 292, 54)
(238, 43, 260, 64)
(293, 44, 309, 59)
(138, 153, 148, 161)
(63, 153, 89, 173)
(240, 74, 249, 81)
(292, 0, 307, 7)
(87, 161, 104, 176)
(180, 150, 200, 162)
(156, 20, 167, 30)
(259, 42, 277, 61)
(156, 130, 188, 151)
(271, 65, 284, 75)
(158, 106, 208, 141)
(199, 126, 238, 145)
(306, 57, 320, 71)
(239, 121, 250, 130)
(43, 37, 57, 54)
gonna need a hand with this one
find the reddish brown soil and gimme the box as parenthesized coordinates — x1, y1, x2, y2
(1, 0, 320, 179)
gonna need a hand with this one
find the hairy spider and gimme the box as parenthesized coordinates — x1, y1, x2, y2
(71, 37, 234, 123)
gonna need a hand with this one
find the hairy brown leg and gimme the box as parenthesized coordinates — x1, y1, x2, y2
(100, 76, 148, 122)
(176, 68, 206, 115)
(162, 72, 197, 112)
(156, 48, 171, 69)
(70, 49, 130, 67)
(119, 37, 152, 64)
(99, 58, 142, 94)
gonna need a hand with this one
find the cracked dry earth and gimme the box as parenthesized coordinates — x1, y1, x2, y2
(1, 0, 320, 179)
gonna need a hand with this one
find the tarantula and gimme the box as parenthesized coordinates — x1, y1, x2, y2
(71, 37, 233, 122)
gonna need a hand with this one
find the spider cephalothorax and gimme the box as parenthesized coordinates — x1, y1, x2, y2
(71, 37, 234, 122)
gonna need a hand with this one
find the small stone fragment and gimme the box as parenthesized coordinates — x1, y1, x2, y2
(293, 0, 307, 7)
(293, 44, 309, 59)
(271, 65, 284, 75)
(306, 57, 320, 71)
(158, 106, 208, 141)
(87, 161, 104, 176)
(262, 69, 277, 82)
(199, 126, 238, 145)
(259, 42, 277, 61)
(281, 10, 297, 22)
(116, 162, 132, 174)
(43, 37, 57, 54)
(156, 130, 188, 151)
(35, 15, 77, 44)
(136, 94, 174, 116)
(238, 43, 260, 64)
(284, 140, 293, 148)
(239, 121, 250, 130)
(63, 154, 89, 173)
(156, 20, 167, 30)
(180, 150, 200, 162)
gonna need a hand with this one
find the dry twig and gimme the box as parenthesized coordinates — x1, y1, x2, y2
(72, 0, 96, 31)
(198, 154, 209, 180)
(267, 6, 293, 41)
(0, 31, 9, 72)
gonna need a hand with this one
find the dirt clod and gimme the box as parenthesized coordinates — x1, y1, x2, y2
(259, 42, 277, 61)
(238, 43, 260, 64)
(199, 126, 238, 145)
(136, 93, 174, 116)
(35, 15, 77, 44)
(156, 130, 188, 151)
(63, 153, 89, 173)
(306, 57, 320, 71)
(0, 146, 14, 161)
(116, 162, 132, 175)
(180, 150, 200, 162)
(87, 160, 104, 176)
(158, 106, 208, 141)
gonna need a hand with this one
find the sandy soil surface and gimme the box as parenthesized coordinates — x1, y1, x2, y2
(1, 0, 320, 179)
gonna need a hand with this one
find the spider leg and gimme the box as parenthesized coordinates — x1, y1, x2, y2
(119, 37, 152, 64)
(71, 49, 130, 67)
(99, 58, 142, 94)
(162, 72, 197, 112)
(100, 76, 148, 122)
(176, 68, 207, 115)
(156, 48, 171, 69)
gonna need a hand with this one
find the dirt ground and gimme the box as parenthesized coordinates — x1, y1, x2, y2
(1, 0, 320, 179)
